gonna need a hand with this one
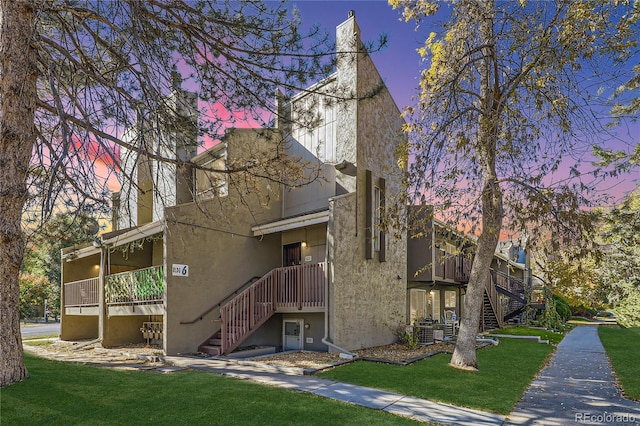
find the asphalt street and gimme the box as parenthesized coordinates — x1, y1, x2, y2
(20, 322, 61, 338)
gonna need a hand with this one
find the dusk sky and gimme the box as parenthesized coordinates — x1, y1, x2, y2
(291, 1, 639, 204)
(293, 1, 428, 114)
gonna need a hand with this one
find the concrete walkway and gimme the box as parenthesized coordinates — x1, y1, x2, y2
(165, 356, 506, 425)
(506, 325, 640, 425)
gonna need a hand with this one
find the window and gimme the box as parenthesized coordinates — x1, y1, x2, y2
(373, 186, 381, 252)
(430, 290, 441, 323)
(445, 290, 457, 309)
(445, 242, 456, 255)
(365, 171, 385, 261)
(410, 289, 427, 322)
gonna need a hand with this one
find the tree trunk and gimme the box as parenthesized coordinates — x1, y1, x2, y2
(0, 0, 37, 387)
(449, 0, 502, 371)
(449, 180, 502, 370)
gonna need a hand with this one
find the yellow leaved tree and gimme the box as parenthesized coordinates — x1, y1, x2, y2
(390, 0, 639, 370)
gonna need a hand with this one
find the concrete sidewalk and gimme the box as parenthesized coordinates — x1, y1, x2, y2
(165, 355, 506, 425)
(506, 325, 640, 425)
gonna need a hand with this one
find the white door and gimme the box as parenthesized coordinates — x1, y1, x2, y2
(283, 319, 303, 351)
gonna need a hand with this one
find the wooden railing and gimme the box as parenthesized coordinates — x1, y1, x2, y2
(435, 252, 472, 283)
(274, 264, 325, 309)
(180, 276, 261, 325)
(64, 278, 100, 307)
(220, 263, 325, 355)
(105, 265, 164, 305)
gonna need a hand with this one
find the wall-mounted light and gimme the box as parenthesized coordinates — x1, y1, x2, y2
(301, 241, 307, 248)
(65, 252, 78, 261)
(304, 323, 310, 329)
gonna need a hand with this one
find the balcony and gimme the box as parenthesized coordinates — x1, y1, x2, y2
(434, 252, 472, 283)
(105, 266, 164, 315)
(105, 265, 164, 305)
(63, 278, 100, 315)
(64, 266, 165, 317)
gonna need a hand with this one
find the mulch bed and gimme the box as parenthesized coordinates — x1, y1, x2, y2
(254, 342, 456, 370)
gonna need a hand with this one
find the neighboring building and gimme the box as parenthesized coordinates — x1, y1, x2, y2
(61, 13, 408, 356)
(407, 208, 534, 332)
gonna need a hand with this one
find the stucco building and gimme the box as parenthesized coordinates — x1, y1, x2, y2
(60, 13, 536, 356)
(61, 13, 409, 356)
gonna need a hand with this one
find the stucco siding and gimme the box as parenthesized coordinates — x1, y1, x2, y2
(163, 128, 284, 355)
(281, 224, 327, 265)
(328, 193, 406, 350)
(241, 312, 326, 352)
(102, 316, 147, 347)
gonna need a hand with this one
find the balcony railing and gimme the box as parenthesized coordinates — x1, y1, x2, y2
(106, 265, 164, 305)
(435, 252, 472, 283)
(64, 278, 100, 307)
(274, 263, 325, 309)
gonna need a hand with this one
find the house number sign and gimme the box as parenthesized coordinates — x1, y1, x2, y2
(172, 264, 189, 277)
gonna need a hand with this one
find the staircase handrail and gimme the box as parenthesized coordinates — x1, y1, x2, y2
(492, 270, 525, 294)
(219, 263, 325, 354)
(494, 285, 526, 305)
(486, 269, 503, 327)
(220, 270, 276, 355)
(180, 275, 261, 324)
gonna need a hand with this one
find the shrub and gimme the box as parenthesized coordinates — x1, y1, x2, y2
(19, 273, 57, 319)
(553, 294, 572, 321)
(385, 311, 420, 349)
(613, 292, 640, 327)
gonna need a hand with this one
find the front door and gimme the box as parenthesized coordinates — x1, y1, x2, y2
(283, 319, 303, 351)
(283, 242, 302, 267)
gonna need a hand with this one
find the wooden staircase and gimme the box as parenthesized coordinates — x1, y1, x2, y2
(200, 331, 224, 356)
(199, 263, 325, 356)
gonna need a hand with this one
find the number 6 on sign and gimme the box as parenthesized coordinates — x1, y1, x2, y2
(172, 264, 189, 277)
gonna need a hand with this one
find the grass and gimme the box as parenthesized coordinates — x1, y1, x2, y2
(319, 338, 555, 414)
(22, 334, 59, 341)
(1, 354, 420, 426)
(598, 326, 640, 401)
(490, 325, 566, 344)
(22, 339, 55, 347)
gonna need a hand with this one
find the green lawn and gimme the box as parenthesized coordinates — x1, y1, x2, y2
(22, 334, 59, 341)
(319, 338, 555, 414)
(598, 326, 640, 401)
(22, 339, 56, 347)
(491, 325, 566, 344)
(2, 354, 420, 426)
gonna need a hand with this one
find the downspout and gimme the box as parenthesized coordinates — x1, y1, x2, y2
(321, 206, 357, 358)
